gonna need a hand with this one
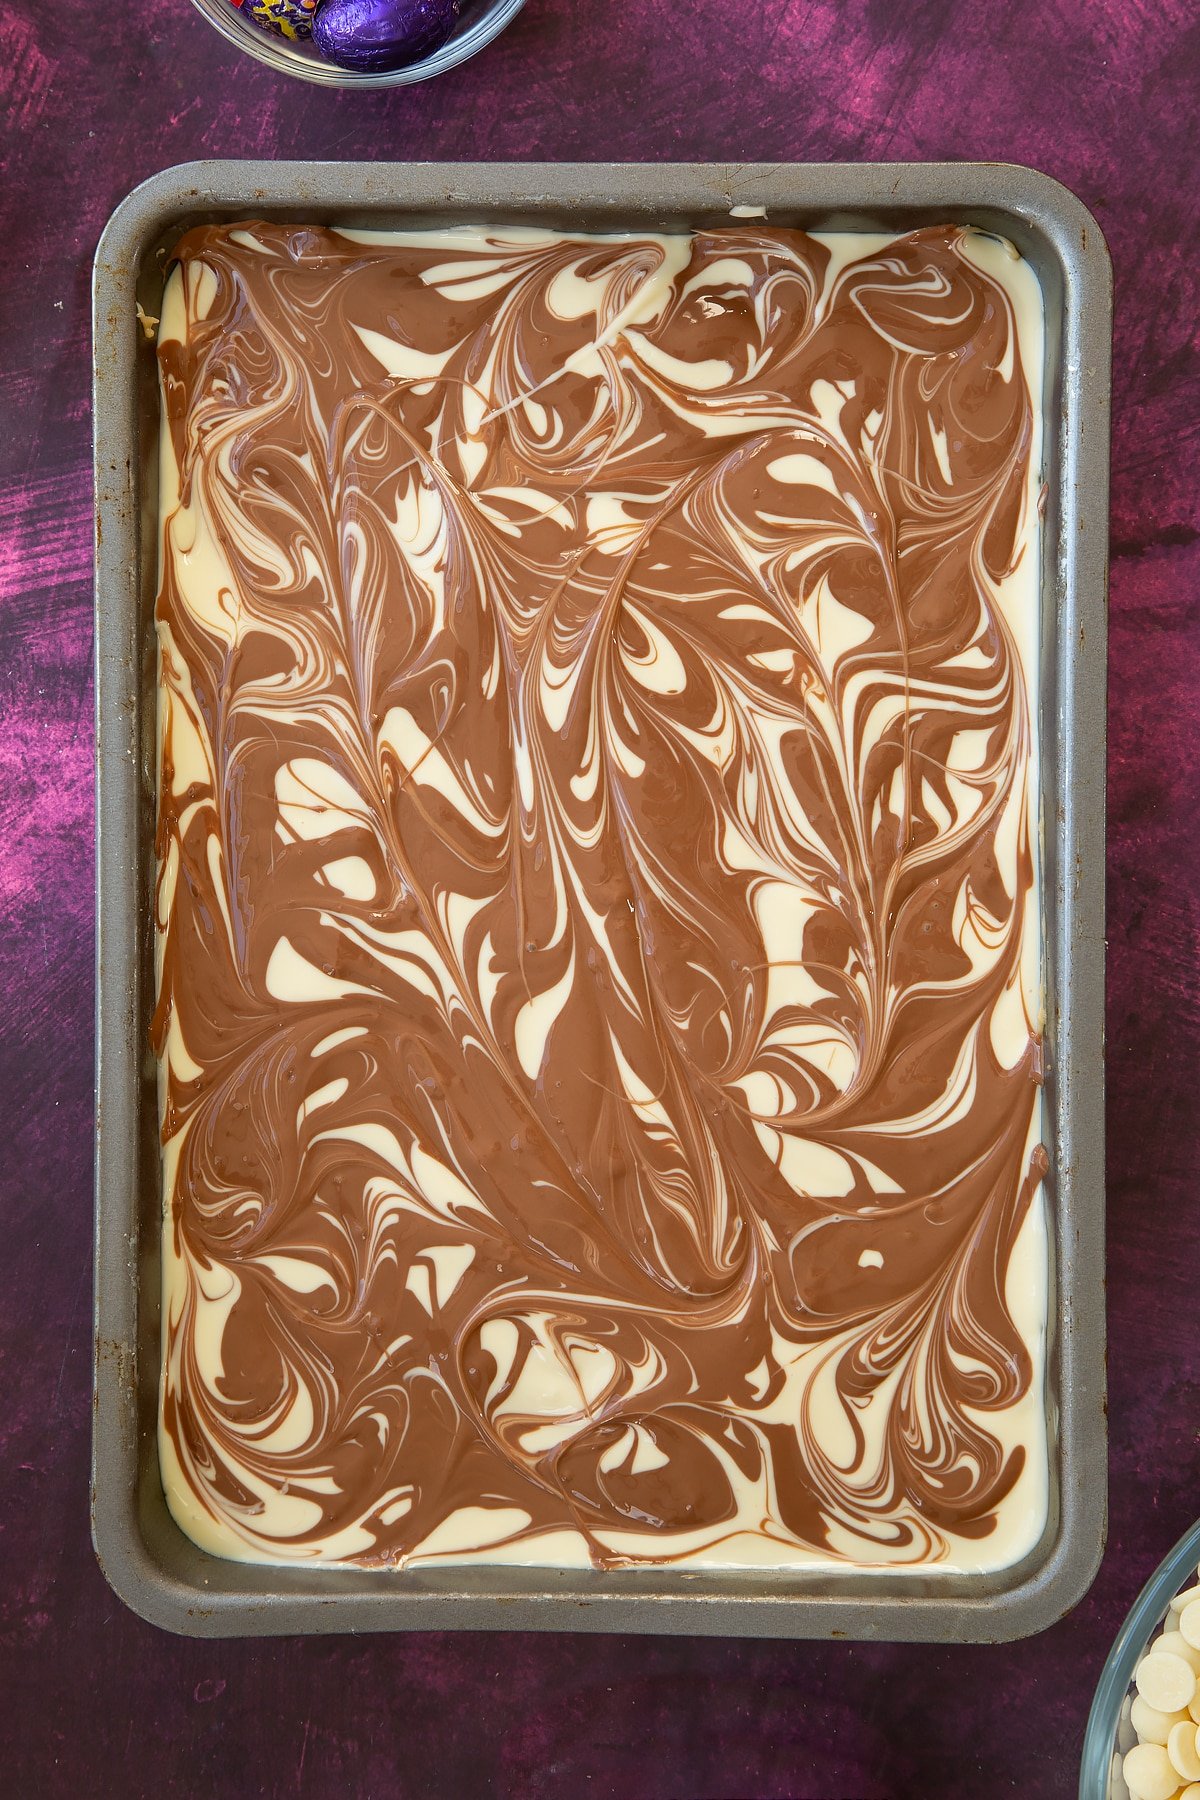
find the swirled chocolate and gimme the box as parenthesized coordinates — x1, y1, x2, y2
(154, 220, 1048, 1571)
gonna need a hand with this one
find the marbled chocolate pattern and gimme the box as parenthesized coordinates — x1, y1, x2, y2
(155, 221, 1045, 1570)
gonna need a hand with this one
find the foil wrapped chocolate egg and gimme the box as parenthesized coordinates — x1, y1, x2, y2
(241, 0, 319, 39)
(312, 0, 459, 72)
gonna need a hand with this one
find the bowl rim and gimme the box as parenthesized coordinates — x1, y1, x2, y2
(1079, 1518, 1200, 1799)
(189, 0, 526, 88)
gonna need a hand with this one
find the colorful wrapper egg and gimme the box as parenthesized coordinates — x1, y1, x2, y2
(312, 0, 459, 72)
(242, 0, 319, 40)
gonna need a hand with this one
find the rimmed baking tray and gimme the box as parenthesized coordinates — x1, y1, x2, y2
(93, 160, 1111, 1640)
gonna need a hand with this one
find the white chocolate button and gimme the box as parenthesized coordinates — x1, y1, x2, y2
(1180, 1603, 1200, 1650)
(1179, 1786, 1200, 1800)
(1124, 1740, 1185, 1800)
(1159, 1630, 1200, 1674)
(1137, 1651, 1198, 1714)
(1169, 1720, 1200, 1781)
(1133, 1695, 1187, 1745)
(1172, 1586, 1200, 1617)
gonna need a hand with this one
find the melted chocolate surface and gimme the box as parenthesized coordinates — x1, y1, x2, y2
(155, 222, 1046, 1569)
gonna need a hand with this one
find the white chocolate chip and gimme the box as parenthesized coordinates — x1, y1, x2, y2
(1159, 1630, 1200, 1674)
(1168, 1720, 1200, 1781)
(1137, 1651, 1198, 1714)
(1124, 1740, 1184, 1800)
(1132, 1695, 1187, 1745)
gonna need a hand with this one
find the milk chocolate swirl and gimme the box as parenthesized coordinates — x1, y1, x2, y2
(154, 221, 1047, 1570)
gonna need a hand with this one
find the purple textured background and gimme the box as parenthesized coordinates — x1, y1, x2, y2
(1, 2, 1198, 1794)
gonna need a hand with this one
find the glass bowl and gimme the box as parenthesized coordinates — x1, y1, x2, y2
(190, 0, 525, 87)
(1081, 1519, 1200, 1799)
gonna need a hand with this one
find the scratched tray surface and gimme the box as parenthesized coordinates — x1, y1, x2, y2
(92, 160, 1111, 1639)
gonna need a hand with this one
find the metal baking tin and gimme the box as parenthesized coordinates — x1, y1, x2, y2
(93, 160, 1111, 1640)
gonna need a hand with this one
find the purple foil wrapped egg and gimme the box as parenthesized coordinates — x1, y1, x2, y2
(312, 0, 459, 72)
(242, 0, 319, 39)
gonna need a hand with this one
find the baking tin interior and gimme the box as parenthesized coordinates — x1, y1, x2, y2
(93, 161, 1110, 1639)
